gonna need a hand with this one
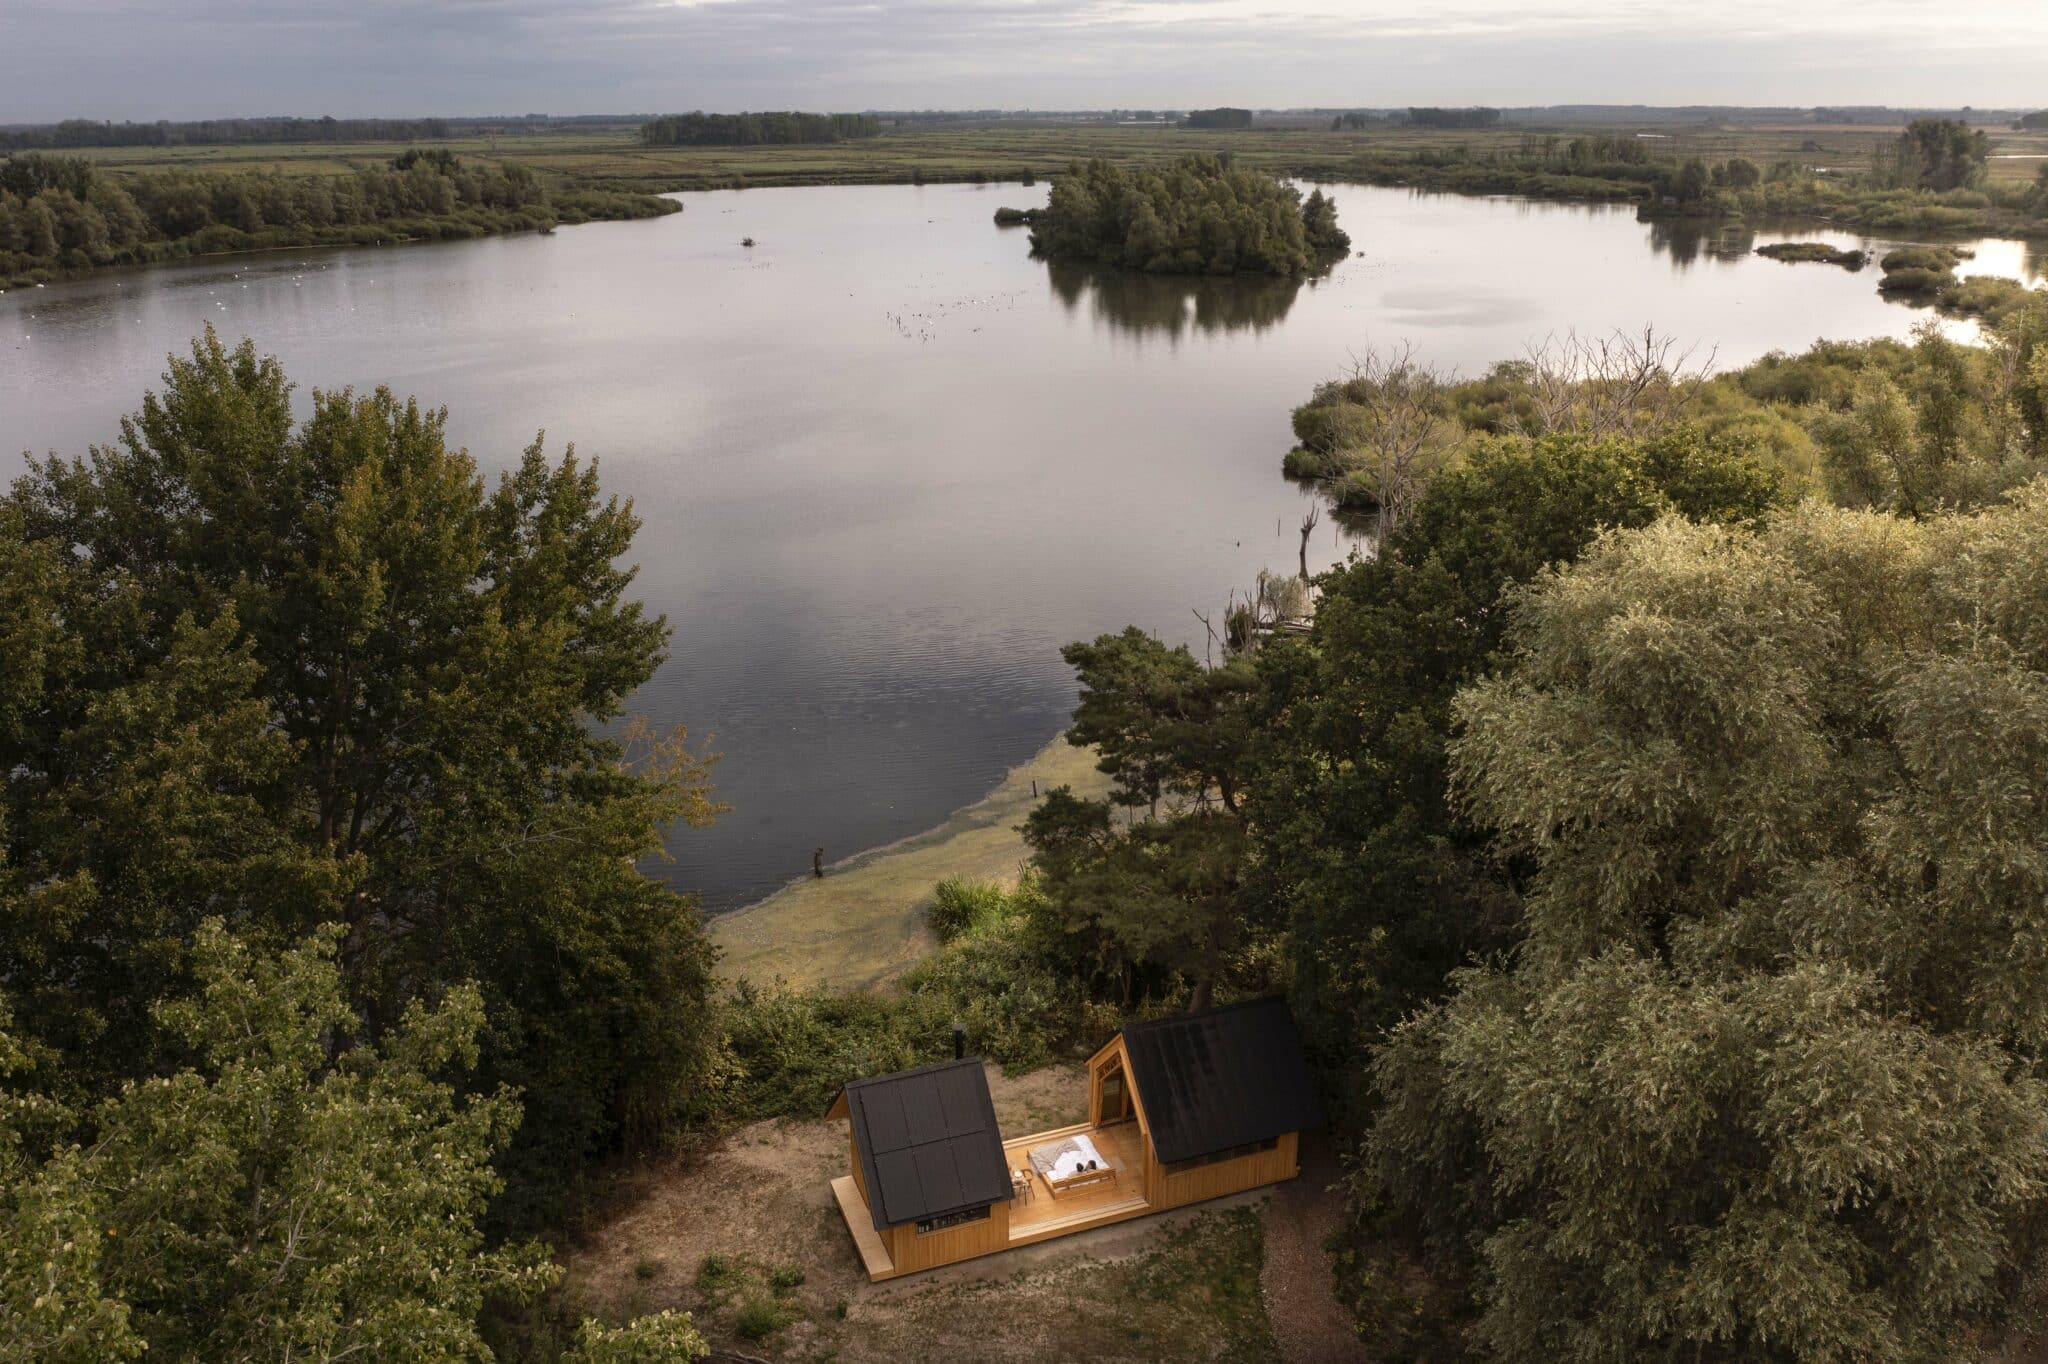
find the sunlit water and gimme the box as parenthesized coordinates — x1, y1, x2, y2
(3, 183, 2039, 908)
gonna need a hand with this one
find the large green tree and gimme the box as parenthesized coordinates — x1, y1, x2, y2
(1369, 492, 2048, 1360)
(1248, 428, 1786, 1119)
(0, 923, 709, 1363)
(4, 329, 721, 1226)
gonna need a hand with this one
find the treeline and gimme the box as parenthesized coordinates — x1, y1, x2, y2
(636, 111, 882, 147)
(1350, 118, 2048, 235)
(1404, 106, 1501, 128)
(1033, 296, 2048, 1358)
(0, 332, 723, 1357)
(0, 151, 674, 286)
(0, 115, 456, 150)
(1028, 156, 1350, 276)
(1182, 107, 1254, 130)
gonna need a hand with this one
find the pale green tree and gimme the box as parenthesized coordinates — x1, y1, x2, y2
(1371, 491, 2048, 1360)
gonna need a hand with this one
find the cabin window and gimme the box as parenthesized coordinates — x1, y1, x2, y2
(915, 1204, 991, 1236)
(1099, 1071, 1129, 1123)
(1163, 1136, 1279, 1177)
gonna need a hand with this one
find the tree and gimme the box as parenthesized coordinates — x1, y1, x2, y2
(1062, 627, 1256, 814)
(1029, 156, 1345, 276)
(0, 921, 555, 1361)
(5, 330, 723, 1228)
(1370, 493, 2048, 1359)
(1023, 797, 1249, 1011)
(1249, 428, 1785, 1120)
(1813, 321, 2044, 515)
(1881, 118, 1989, 191)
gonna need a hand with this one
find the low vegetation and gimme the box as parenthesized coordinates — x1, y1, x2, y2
(636, 111, 881, 148)
(1755, 240, 1865, 267)
(0, 149, 673, 286)
(1284, 306, 2048, 516)
(1348, 119, 2048, 238)
(1028, 155, 1349, 275)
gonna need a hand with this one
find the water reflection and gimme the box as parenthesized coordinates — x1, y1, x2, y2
(5, 180, 2028, 909)
(1045, 259, 1318, 339)
(1645, 217, 1759, 268)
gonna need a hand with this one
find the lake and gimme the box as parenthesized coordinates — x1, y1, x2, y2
(3, 183, 2038, 909)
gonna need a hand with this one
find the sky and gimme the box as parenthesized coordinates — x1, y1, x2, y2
(2, 0, 2045, 123)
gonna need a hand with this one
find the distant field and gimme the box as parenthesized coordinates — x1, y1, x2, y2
(70, 121, 2048, 191)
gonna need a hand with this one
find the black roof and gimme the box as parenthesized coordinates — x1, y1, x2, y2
(1122, 997, 1323, 1165)
(835, 1057, 1012, 1230)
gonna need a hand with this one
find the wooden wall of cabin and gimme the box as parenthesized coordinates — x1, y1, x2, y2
(1150, 1132, 1299, 1211)
(884, 1201, 1012, 1273)
(848, 1134, 867, 1204)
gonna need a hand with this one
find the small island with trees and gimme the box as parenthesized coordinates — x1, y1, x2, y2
(1025, 156, 1350, 276)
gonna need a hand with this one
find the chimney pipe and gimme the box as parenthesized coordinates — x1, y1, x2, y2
(951, 1023, 966, 1061)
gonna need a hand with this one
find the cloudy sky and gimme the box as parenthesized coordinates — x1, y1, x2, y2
(2, 0, 2044, 122)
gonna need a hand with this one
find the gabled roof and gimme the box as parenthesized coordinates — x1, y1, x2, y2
(830, 1057, 1012, 1230)
(1121, 997, 1323, 1165)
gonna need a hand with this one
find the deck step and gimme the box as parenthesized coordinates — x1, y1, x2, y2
(829, 1175, 899, 1280)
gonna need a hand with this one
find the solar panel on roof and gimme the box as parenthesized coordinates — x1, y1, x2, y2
(834, 1057, 1013, 1230)
(1121, 997, 1322, 1165)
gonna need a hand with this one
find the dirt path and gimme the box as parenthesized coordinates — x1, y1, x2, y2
(1261, 1133, 1370, 1364)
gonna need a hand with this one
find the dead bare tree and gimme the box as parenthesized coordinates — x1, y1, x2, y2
(1325, 342, 1462, 533)
(1297, 504, 1320, 579)
(1523, 326, 1716, 440)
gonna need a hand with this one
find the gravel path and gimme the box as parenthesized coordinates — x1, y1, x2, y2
(1262, 1135, 1372, 1364)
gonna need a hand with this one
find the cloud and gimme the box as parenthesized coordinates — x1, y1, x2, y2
(2, 0, 2044, 121)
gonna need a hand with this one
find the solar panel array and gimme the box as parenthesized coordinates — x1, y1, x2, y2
(1121, 996, 1323, 1165)
(844, 1057, 1013, 1229)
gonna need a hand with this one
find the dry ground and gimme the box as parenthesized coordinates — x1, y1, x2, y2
(566, 1063, 1345, 1362)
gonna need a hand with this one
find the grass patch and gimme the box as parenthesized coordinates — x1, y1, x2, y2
(733, 1297, 794, 1342)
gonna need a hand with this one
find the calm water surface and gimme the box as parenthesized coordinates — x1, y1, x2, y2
(3, 184, 2038, 908)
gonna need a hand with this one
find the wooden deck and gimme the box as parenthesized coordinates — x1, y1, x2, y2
(830, 1175, 898, 1279)
(1003, 1120, 1149, 1244)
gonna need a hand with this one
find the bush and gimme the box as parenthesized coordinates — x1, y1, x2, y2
(732, 1299, 790, 1342)
(926, 878, 1008, 942)
(768, 1265, 806, 1294)
(721, 981, 955, 1120)
(694, 1254, 734, 1296)
(1879, 265, 1954, 295)
(718, 878, 1114, 1118)
(1755, 241, 1864, 268)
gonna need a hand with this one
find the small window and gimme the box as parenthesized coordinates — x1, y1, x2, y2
(915, 1205, 991, 1236)
(1163, 1136, 1279, 1177)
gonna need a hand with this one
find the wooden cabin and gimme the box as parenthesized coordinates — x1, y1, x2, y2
(827, 996, 1322, 1281)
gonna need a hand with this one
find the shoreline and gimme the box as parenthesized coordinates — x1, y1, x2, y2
(708, 731, 1112, 992)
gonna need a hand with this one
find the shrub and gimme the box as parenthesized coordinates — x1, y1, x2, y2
(768, 1265, 806, 1294)
(926, 878, 1008, 942)
(733, 1299, 790, 1342)
(720, 981, 955, 1120)
(694, 1254, 734, 1296)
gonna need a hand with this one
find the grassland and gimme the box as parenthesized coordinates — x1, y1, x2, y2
(70, 120, 2048, 193)
(709, 734, 1112, 991)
